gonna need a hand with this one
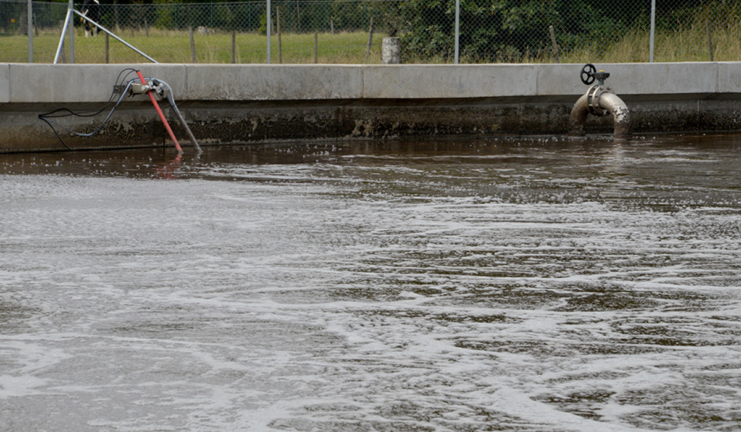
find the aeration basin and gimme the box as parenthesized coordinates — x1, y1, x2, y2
(1, 62, 740, 152)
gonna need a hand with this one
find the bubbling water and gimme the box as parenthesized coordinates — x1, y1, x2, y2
(1, 135, 740, 431)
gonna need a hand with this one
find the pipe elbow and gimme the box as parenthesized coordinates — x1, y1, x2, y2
(598, 93, 631, 140)
(568, 93, 589, 137)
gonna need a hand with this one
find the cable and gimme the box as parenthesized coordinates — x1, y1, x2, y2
(38, 68, 141, 150)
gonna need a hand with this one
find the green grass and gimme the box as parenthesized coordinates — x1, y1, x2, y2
(4, 12, 741, 65)
(559, 25, 741, 64)
(0, 28, 388, 64)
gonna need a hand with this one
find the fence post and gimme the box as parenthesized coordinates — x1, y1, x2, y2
(649, 0, 656, 62)
(27, 0, 32, 62)
(232, 30, 236, 64)
(454, 0, 460, 64)
(549, 25, 559, 63)
(114, 0, 120, 31)
(277, 6, 282, 63)
(68, 0, 74, 63)
(706, 20, 714, 61)
(366, 17, 374, 62)
(267, 0, 271, 63)
(189, 26, 196, 63)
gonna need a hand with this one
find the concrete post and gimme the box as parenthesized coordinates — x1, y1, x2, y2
(382, 37, 400, 64)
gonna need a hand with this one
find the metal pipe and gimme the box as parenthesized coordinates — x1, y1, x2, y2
(568, 90, 630, 140)
(650, 0, 656, 62)
(27, 0, 33, 63)
(454, 0, 460, 64)
(568, 93, 589, 137)
(136, 71, 183, 153)
(68, 0, 74, 63)
(71, 10, 158, 63)
(166, 97, 201, 152)
(54, 8, 72, 64)
(266, 0, 271, 64)
(161, 81, 201, 152)
(599, 92, 631, 139)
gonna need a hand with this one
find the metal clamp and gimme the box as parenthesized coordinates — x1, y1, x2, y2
(586, 84, 613, 117)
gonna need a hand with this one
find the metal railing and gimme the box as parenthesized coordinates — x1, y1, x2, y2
(0, 0, 736, 64)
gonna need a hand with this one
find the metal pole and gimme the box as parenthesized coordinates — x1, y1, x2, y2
(266, 0, 271, 63)
(454, 0, 460, 64)
(68, 0, 74, 63)
(54, 8, 72, 64)
(71, 10, 159, 63)
(649, 0, 656, 63)
(27, 0, 33, 62)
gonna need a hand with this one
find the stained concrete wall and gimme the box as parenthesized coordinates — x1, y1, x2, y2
(2, 62, 741, 152)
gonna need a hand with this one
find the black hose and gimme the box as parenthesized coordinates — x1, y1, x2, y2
(38, 68, 140, 150)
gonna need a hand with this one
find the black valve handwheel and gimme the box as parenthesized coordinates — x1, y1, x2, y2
(580, 63, 597, 85)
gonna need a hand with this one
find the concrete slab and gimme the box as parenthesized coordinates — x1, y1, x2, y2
(0, 64, 9, 103)
(184, 65, 363, 101)
(9, 64, 186, 103)
(363, 65, 538, 99)
(538, 62, 718, 96)
(536, 64, 593, 96)
(717, 62, 741, 93)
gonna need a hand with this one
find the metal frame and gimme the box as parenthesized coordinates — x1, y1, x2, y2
(68, 0, 74, 62)
(53, 8, 72, 64)
(54, 9, 159, 64)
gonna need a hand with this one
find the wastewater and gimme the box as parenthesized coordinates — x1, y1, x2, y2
(1, 134, 740, 431)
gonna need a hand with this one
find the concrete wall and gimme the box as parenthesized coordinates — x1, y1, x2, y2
(3, 62, 741, 152)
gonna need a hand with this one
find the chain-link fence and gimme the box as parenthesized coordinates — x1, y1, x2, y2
(0, 0, 738, 64)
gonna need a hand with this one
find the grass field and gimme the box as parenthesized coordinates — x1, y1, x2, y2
(0, 28, 387, 64)
(1, 21, 739, 64)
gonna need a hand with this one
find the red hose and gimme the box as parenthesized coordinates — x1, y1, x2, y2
(136, 70, 182, 153)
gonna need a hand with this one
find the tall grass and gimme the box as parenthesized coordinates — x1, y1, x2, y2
(560, 2, 741, 63)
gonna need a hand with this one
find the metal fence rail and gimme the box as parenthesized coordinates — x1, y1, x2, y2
(0, 0, 737, 64)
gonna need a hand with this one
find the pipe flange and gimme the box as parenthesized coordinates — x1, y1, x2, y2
(586, 85, 609, 117)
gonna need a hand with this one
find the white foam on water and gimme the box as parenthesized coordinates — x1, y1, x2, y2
(1, 141, 741, 430)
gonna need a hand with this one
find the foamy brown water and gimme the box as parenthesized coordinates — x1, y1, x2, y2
(1, 135, 740, 431)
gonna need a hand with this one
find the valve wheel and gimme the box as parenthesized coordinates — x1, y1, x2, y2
(580, 63, 597, 85)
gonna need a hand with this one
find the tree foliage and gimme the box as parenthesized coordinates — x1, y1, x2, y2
(395, 0, 720, 62)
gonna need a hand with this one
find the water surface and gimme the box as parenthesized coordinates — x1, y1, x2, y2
(1, 135, 741, 431)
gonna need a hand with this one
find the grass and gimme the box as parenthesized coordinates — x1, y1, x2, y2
(3, 11, 741, 65)
(0, 28, 388, 64)
(560, 24, 741, 64)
